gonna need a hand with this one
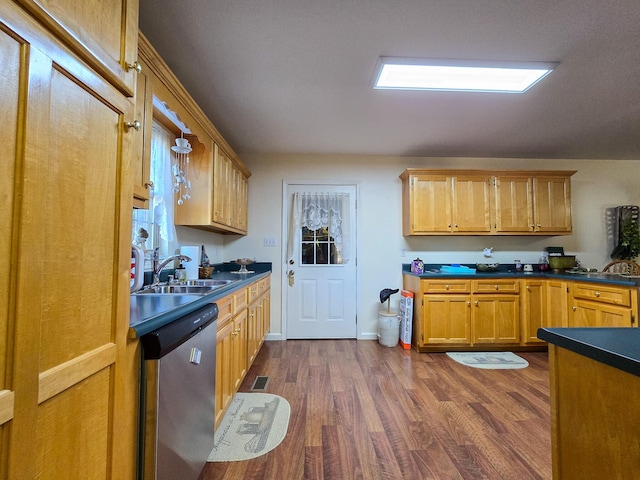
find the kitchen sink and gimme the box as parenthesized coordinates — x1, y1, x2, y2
(184, 279, 235, 287)
(134, 279, 237, 296)
(135, 285, 219, 295)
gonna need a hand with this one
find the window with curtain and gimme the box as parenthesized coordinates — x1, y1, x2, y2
(287, 192, 350, 265)
(131, 120, 178, 268)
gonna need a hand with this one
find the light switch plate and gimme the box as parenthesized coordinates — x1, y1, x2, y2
(264, 237, 277, 247)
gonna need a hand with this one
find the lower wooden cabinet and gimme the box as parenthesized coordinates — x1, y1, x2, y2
(548, 345, 640, 478)
(424, 294, 471, 344)
(546, 279, 568, 328)
(215, 318, 235, 427)
(521, 279, 547, 344)
(403, 274, 638, 352)
(215, 276, 270, 429)
(473, 294, 520, 344)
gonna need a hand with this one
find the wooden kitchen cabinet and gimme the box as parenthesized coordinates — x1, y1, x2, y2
(472, 280, 520, 344)
(132, 55, 153, 208)
(521, 279, 547, 344)
(0, 4, 137, 477)
(212, 145, 250, 231)
(493, 175, 533, 233)
(424, 295, 472, 344)
(247, 277, 271, 365)
(401, 173, 451, 234)
(232, 309, 248, 391)
(215, 317, 234, 428)
(404, 275, 531, 351)
(15, 0, 140, 95)
(568, 282, 637, 327)
(215, 287, 248, 428)
(452, 175, 492, 233)
(400, 169, 575, 236)
(406, 278, 472, 348)
(400, 171, 491, 235)
(215, 275, 270, 429)
(532, 175, 573, 233)
(547, 344, 640, 479)
(546, 279, 569, 328)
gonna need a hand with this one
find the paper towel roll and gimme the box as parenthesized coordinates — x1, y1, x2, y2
(180, 245, 200, 279)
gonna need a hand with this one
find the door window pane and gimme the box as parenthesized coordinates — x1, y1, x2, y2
(300, 227, 341, 265)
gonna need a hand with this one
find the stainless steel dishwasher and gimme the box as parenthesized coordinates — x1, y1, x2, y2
(140, 303, 218, 480)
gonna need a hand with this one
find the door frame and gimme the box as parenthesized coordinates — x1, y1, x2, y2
(281, 180, 361, 340)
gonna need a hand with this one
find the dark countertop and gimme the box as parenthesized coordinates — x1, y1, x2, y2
(129, 262, 271, 338)
(538, 327, 640, 378)
(402, 263, 639, 286)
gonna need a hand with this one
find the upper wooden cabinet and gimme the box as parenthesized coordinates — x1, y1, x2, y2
(401, 172, 491, 234)
(15, 0, 139, 95)
(494, 173, 573, 234)
(400, 169, 575, 236)
(212, 145, 249, 232)
(132, 56, 153, 208)
(532, 175, 573, 233)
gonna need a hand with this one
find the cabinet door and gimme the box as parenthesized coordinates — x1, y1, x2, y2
(570, 300, 634, 327)
(493, 176, 533, 233)
(237, 173, 249, 232)
(232, 309, 248, 391)
(406, 175, 452, 233)
(132, 56, 153, 208)
(546, 280, 568, 327)
(1, 8, 135, 477)
(213, 145, 231, 226)
(424, 295, 471, 344)
(473, 295, 520, 344)
(215, 320, 235, 428)
(533, 176, 572, 233)
(16, 0, 139, 95)
(247, 302, 260, 366)
(452, 175, 492, 233)
(522, 280, 546, 344)
(261, 292, 271, 340)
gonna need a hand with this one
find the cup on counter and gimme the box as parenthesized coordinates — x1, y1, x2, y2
(524, 264, 533, 273)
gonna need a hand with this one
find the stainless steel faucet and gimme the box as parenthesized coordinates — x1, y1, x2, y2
(152, 247, 192, 285)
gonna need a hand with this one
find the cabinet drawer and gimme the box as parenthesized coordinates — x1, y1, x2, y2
(572, 283, 631, 307)
(216, 294, 233, 326)
(422, 280, 471, 294)
(472, 280, 520, 294)
(248, 277, 269, 303)
(234, 288, 248, 313)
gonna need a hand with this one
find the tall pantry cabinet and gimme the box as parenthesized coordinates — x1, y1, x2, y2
(0, 2, 138, 479)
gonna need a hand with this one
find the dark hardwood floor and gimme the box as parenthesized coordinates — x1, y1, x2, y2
(201, 340, 551, 480)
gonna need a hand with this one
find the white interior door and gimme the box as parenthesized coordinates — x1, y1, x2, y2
(284, 184, 357, 339)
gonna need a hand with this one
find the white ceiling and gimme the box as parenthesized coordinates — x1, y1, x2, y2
(139, 0, 640, 160)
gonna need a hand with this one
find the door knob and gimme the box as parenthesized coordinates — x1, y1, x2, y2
(288, 270, 295, 286)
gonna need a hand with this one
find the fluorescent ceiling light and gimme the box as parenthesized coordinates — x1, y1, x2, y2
(372, 57, 557, 93)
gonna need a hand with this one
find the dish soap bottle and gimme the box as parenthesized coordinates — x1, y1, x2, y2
(175, 262, 187, 283)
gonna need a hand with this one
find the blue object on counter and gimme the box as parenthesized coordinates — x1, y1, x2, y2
(440, 265, 476, 274)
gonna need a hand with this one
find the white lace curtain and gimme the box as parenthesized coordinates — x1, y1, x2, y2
(287, 192, 350, 263)
(150, 121, 178, 257)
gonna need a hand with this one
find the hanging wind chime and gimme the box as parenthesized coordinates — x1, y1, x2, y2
(171, 134, 192, 205)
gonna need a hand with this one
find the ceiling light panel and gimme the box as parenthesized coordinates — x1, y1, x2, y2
(373, 57, 557, 93)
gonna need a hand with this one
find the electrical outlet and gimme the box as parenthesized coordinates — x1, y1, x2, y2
(264, 237, 277, 247)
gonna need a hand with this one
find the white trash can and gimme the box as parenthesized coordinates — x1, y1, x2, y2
(378, 311, 400, 347)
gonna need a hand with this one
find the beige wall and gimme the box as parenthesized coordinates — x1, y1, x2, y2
(183, 155, 640, 340)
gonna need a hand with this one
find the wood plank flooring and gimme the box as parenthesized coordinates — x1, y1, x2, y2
(200, 341, 551, 480)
